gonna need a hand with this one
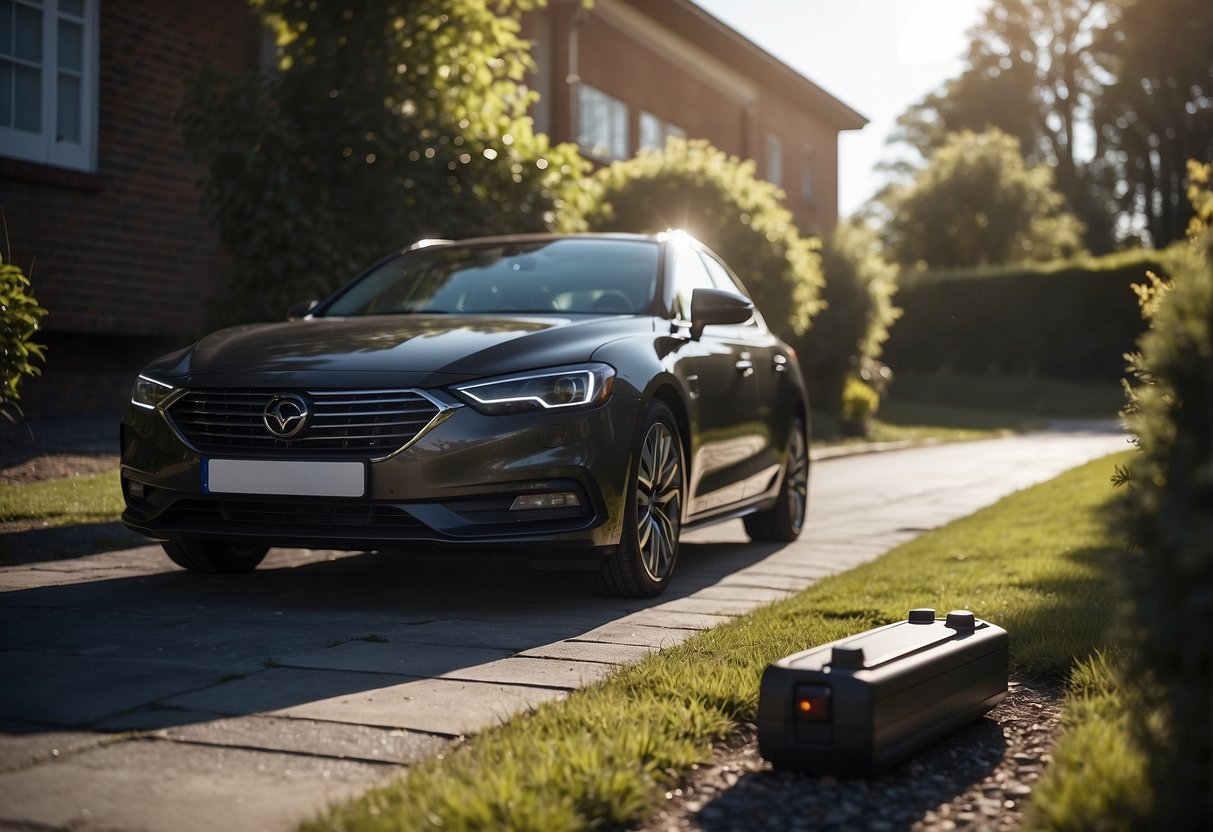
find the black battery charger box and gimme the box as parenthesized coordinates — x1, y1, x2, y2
(757, 609, 1008, 776)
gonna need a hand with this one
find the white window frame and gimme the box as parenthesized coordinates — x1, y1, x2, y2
(0, 0, 99, 172)
(638, 110, 685, 152)
(577, 83, 628, 161)
(766, 133, 782, 187)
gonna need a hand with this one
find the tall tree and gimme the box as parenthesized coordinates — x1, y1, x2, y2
(891, 0, 1114, 251)
(883, 129, 1085, 269)
(1092, 0, 1213, 247)
(181, 0, 585, 325)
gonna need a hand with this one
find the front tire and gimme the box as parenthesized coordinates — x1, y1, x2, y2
(163, 540, 269, 574)
(744, 414, 808, 542)
(590, 401, 685, 598)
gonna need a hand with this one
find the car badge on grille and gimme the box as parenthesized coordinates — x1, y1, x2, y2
(263, 393, 310, 439)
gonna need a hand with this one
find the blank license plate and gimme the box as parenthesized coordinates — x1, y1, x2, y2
(204, 459, 366, 498)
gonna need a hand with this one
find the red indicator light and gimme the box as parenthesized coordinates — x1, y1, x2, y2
(793, 684, 832, 722)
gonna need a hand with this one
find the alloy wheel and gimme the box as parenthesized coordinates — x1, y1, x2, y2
(635, 421, 683, 582)
(787, 422, 808, 531)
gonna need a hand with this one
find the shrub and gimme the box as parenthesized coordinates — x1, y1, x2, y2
(882, 128, 1086, 269)
(0, 250, 46, 421)
(839, 374, 881, 437)
(575, 138, 823, 341)
(882, 249, 1174, 381)
(181, 0, 586, 326)
(800, 222, 901, 417)
(1118, 160, 1213, 827)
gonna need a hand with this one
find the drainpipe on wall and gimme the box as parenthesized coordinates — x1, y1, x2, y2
(562, 0, 587, 145)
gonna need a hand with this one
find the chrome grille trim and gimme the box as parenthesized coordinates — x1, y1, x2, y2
(165, 388, 457, 459)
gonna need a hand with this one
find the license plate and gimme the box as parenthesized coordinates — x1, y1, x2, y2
(204, 459, 366, 498)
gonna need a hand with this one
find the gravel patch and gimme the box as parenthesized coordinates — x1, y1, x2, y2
(641, 677, 1063, 832)
(1, 452, 119, 485)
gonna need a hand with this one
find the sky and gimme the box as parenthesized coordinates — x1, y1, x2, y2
(690, 0, 989, 217)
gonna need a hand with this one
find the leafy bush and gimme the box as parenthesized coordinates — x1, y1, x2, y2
(575, 138, 823, 340)
(0, 251, 46, 421)
(1118, 160, 1213, 827)
(800, 222, 900, 417)
(882, 128, 1086, 269)
(839, 374, 881, 437)
(181, 0, 586, 326)
(882, 249, 1174, 381)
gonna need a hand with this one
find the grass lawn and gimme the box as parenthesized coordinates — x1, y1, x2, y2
(0, 470, 123, 527)
(812, 373, 1124, 446)
(308, 452, 1139, 832)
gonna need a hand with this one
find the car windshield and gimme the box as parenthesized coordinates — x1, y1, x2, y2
(321, 238, 660, 316)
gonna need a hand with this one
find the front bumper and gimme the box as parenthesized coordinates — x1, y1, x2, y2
(120, 392, 642, 554)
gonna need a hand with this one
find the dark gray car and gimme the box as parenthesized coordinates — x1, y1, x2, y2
(120, 232, 809, 597)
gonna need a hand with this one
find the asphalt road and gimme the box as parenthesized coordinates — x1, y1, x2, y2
(0, 425, 1128, 832)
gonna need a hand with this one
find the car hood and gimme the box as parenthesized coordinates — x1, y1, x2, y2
(144, 314, 654, 388)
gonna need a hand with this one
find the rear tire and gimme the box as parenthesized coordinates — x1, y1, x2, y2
(589, 400, 685, 598)
(163, 540, 269, 574)
(744, 414, 808, 542)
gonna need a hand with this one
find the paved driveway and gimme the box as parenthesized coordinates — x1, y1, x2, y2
(0, 426, 1128, 831)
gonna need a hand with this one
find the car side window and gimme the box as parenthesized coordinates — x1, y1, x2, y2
(699, 250, 760, 329)
(699, 251, 745, 295)
(671, 248, 717, 322)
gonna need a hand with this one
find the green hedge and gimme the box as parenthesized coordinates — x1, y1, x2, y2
(882, 250, 1174, 381)
(1118, 162, 1213, 827)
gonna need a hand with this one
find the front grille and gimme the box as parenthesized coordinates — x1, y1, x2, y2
(167, 388, 443, 456)
(162, 499, 429, 532)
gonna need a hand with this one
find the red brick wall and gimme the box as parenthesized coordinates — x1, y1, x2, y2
(0, 0, 258, 341)
(574, 15, 750, 160)
(757, 91, 841, 236)
(523, 5, 843, 235)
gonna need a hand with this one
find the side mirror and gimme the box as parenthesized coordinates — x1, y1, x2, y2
(286, 299, 319, 321)
(690, 288, 753, 340)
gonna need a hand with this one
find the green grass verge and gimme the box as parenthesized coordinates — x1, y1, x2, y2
(813, 373, 1123, 447)
(1026, 651, 1151, 831)
(886, 373, 1124, 420)
(307, 452, 1134, 832)
(0, 470, 124, 527)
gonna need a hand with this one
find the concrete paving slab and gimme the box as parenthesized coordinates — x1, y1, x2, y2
(373, 617, 610, 651)
(0, 736, 393, 832)
(268, 676, 566, 736)
(161, 667, 417, 718)
(158, 715, 450, 765)
(0, 651, 227, 727)
(682, 584, 797, 603)
(277, 640, 514, 677)
(573, 620, 702, 648)
(613, 609, 733, 630)
(654, 595, 772, 617)
(518, 640, 656, 665)
(0, 723, 116, 773)
(439, 656, 616, 690)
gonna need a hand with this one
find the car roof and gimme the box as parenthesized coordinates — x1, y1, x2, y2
(407, 231, 689, 251)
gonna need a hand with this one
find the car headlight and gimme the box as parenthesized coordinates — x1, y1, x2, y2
(131, 374, 176, 410)
(453, 363, 616, 415)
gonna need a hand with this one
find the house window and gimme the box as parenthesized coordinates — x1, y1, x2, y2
(766, 133, 782, 186)
(577, 83, 628, 161)
(801, 144, 815, 203)
(639, 111, 686, 152)
(0, 0, 97, 171)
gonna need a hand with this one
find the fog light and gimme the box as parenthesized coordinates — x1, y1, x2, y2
(128, 481, 145, 499)
(510, 492, 581, 511)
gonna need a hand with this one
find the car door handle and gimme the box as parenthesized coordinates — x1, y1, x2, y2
(735, 356, 754, 377)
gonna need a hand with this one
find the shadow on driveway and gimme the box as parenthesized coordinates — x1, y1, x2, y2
(1, 539, 784, 735)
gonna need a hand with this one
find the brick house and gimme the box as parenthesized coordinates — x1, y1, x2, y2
(0, 0, 864, 418)
(523, 0, 867, 236)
